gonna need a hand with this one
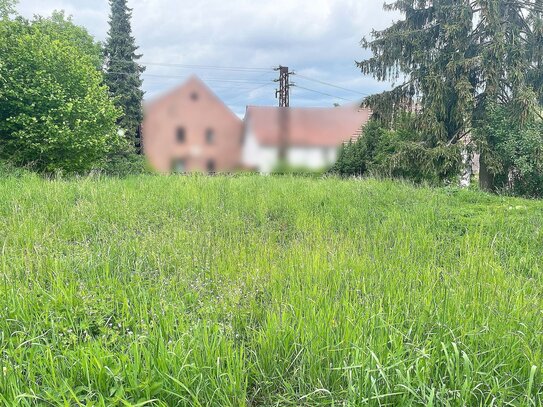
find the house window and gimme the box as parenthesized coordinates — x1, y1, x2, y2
(172, 158, 186, 173)
(205, 128, 215, 144)
(190, 92, 199, 101)
(207, 159, 216, 173)
(176, 127, 186, 143)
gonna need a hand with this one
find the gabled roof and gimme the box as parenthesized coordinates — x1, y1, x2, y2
(244, 105, 371, 147)
(144, 75, 241, 123)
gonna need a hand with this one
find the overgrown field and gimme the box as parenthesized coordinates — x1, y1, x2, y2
(0, 175, 542, 406)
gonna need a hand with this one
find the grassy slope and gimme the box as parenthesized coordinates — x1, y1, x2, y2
(0, 174, 542, 406)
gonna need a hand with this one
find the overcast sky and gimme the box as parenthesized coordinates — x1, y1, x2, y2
(17, 0, 399, 116)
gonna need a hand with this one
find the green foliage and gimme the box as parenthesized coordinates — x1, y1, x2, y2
(0, 18, 123, 174)
(101, 147, 154, 176)
(0, 0, 17, 20)
(0, 159, 33, 178)
(359, 0, 543, 191)
(0, 175, 542, 404)
(332, 116, 461, 184)
(104, 0, 145, 148)
(31, 10, 103, 68)
(475, 104, 543, 197)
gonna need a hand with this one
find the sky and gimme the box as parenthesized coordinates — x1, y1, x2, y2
(17, 0, 399, 116)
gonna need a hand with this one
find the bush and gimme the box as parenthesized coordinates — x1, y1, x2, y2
(0, 18, 122, 174)
(332, 115, 462, 185)
(0, 160, 33, 178)
(100, 148, 154, 177)
(475, 104, 543, 198)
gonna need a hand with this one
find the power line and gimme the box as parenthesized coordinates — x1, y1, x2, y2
(141, 62, 273, 72)
(293, 85, 357, 102)
(107, 58, 273, 72)
(109, 70, 276, 105)
(105, 57, 369, 97)
(105, 59, 370, 99)
(108, 73, 359, 103)
(143, 80, 270, 91)
(106, 71, 273, 85)
(226, 82, 275, 104)
(104, 59, 369, 104)
(294, 73, 370, 96)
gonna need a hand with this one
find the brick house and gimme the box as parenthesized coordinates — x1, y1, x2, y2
(142, 76, 371, 173)
(142, 75, 243, 173)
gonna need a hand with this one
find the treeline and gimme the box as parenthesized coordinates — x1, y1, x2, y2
(333, 0, 543, 198)
(0, 0, 148, 175)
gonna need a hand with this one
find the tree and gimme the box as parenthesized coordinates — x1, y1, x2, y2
(31, 10, 103, 68)
(0, 0, 17, 20)
(475, 104, 543, 197)
(332, 115, 461, 184)
(0, 19, 123, 173)
(103, 0, 145, 150)
(359, 0, 543, 190)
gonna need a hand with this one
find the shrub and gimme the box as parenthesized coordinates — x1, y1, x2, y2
(0, 18, 123, 174)
(475, 104, 543, 198)
(332, 115, 462, 185)
(0, 160, 33, 178)
(101, 148, 154, 177)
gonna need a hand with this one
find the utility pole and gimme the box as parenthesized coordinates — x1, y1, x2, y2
(274, 66, 293, 162)
(274, 66, 292, 107)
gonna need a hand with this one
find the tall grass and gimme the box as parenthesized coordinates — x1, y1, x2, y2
(0, 174, 542, 406)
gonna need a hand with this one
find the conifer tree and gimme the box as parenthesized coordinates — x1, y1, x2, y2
(359, 0, 543, 190)
(104, 0, 144, 150)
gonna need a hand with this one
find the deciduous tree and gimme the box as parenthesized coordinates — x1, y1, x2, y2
(0, 0, 17, 20)
(32, 10, 103, 69)
(0, 19, 122, 173)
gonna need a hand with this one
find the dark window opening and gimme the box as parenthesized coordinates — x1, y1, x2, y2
(207, 159, 216, 173)
(205, 128, 215, 144)
(135, 124, 142, 154)
(176, 127, 186, 143)
(172, 158, 186, 173)
(190, 92, 199, 101)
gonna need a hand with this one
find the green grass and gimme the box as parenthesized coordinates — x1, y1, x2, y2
(0, 174, 542, 406)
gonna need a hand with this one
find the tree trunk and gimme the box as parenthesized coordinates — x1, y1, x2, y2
(459, 147, 472, 188)
(479, 153, 494, 191)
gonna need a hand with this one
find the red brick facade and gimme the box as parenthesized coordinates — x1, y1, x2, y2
(142, 76, 243, 173)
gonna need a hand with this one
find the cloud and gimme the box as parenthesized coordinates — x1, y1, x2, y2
(17, 0, 399, 115)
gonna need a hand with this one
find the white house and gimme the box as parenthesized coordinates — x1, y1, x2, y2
(242, 105, 372, 173)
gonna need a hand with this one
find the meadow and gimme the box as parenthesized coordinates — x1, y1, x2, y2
(0, 174, 542, 406)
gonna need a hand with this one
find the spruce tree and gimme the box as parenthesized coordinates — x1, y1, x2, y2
(104, 0, 144, 150)
(358, 0, 543, 190)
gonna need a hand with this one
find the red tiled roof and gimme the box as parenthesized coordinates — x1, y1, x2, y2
(245, 105, 371, 147)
